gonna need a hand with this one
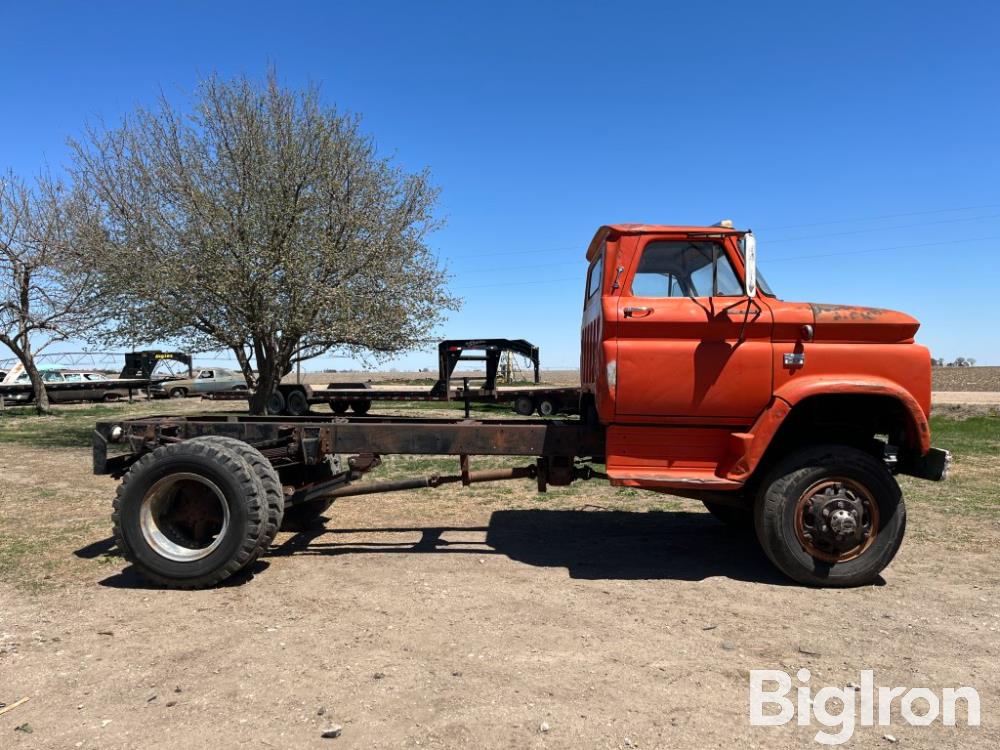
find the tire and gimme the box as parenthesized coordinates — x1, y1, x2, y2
(111, 441, 267, 588)
(191, 437, 284, 557)
(103, 392, 122, 402)
(702, 499, 753, 528)
(537, 398, 556, 417)
(513, 395, 534, 416)
(754, 444, 905, 587)
(330, 400, 349, 415)
(169, 387, 187, 399)
(351, 399, 371, 415)
(265, 390, 286, 415)
(285, 389, 310, 417)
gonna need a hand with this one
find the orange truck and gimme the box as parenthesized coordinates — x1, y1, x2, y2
(93, 221, 948, 589)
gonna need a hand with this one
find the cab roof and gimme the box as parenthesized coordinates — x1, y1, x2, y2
(586, 223, 746, 261)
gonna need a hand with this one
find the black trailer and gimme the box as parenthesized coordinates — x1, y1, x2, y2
(93, 411, 605, 588)
(212, 339, 580, 418)
(1, 377, 150, 406)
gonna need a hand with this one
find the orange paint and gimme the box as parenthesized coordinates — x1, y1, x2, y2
(580, 223, 935, 490)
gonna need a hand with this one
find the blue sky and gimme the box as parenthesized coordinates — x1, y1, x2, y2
(2, 0, 998, 371)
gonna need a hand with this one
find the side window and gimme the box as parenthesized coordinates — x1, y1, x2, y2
(586, 253, 604, 299)
(199, 370, 214, 379)
(630, 241, 743, 298)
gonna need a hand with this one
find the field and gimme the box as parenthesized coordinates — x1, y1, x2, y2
(0, 398, 997, 749)
(932, 366, 1000, 392)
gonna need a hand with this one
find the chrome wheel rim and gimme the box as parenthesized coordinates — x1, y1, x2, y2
(139, 473, 230, 562)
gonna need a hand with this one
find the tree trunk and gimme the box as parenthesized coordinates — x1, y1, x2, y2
(248, 359, 284, 415)
(231, 345, 257, 413)
(23, 355, 51, 415)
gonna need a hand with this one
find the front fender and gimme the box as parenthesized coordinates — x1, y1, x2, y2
(723, 377, 931, 483)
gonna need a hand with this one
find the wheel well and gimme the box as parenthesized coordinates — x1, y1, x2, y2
(750, 393, 918, 488)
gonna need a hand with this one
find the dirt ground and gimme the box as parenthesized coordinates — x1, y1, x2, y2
(0, 402, 997, 749)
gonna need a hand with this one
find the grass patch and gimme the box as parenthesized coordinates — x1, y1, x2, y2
(0, 404, 138, 448)
(929, 414, 1000, 456)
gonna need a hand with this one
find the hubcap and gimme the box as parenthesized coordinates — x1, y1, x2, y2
(793, 478, 879, 563)
(139, 473, 230, 562)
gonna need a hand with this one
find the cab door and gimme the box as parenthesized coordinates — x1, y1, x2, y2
(615, 236, 773, 421)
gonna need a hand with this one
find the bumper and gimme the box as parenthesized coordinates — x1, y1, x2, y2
(900, 447, 951, 481)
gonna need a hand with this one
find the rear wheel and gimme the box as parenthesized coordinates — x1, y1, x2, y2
(513, 395, 535, 416)
(329, 400, 349, 414)
(112, 441, 267, 588)
(191, 437, 284, 557)
(754, 444, 905, 587)
(351, 399, 372, 415)
(168, 387, 187, 399)
(265, 390, 286, 415)
(285, 389, 310, 417)
(537, 397, 556, 417)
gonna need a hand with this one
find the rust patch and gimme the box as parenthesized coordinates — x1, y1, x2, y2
(809, 303, 889, 321)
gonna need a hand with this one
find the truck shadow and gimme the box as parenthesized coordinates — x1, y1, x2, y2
(269, 509, 796, 586)
(85, 509, 841, 588)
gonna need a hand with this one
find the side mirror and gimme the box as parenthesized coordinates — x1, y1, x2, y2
(743, 232, 758, 298)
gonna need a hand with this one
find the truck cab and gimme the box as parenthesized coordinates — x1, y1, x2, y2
(581, 222, 946, 586)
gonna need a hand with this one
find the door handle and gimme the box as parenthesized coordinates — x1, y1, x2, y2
(623, 306, 653, 318)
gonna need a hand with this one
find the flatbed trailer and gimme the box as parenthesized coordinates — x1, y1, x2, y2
(211, 381, 582, 417)
(1, 377, 150, 405)
(206, 339, 581, 418)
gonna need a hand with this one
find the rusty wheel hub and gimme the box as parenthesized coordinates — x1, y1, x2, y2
(794, 478, 879, 563)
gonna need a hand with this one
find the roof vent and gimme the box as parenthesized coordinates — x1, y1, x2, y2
(713, 219, 734, 228)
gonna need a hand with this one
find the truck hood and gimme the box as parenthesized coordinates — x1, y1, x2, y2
(806, 303, 921, 344)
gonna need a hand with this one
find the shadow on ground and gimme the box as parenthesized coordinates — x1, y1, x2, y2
(270, 509, 794, 586)
(96, 560, 271, 589)
(78, 510, 813, 586)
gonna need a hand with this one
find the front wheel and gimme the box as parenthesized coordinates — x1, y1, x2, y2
(754, 444, 905, 587)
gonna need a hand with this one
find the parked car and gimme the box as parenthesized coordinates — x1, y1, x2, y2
(149, 368, 248, 399)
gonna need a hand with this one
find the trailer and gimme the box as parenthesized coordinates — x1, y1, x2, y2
(1, 373, 150, 405)
(0, 350, 192, 406)
(210, 339, 580, 418)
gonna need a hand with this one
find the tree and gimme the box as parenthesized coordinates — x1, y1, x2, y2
(72, 71, 457, 414)
(0, 170, 104, 413)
